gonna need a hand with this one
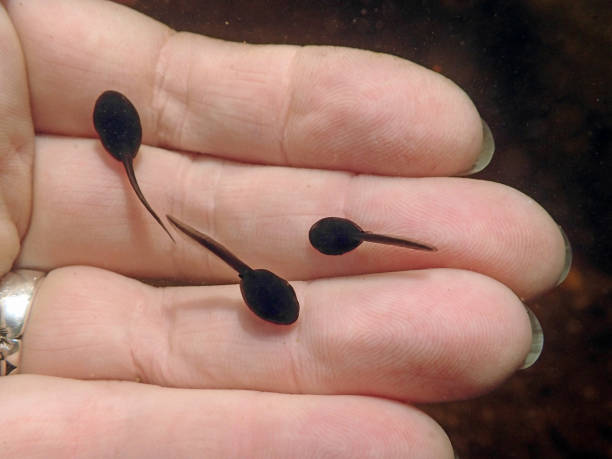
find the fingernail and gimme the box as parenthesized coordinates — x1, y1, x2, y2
(555, 225, 573, 286)
(460, 119, 495, 175)
(520, 306, 544, 369)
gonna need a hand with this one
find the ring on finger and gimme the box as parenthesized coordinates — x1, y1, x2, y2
(0, 269, 46, 376)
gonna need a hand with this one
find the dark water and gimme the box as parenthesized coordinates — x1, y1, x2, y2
(130, 1, 611, 457)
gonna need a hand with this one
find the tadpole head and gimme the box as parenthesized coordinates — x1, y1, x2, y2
(309, 217, 363, 255)
(239, 269, 299, 325)
(93, 90, 142, 161)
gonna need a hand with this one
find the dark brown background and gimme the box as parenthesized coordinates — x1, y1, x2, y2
(127, 1, 611, 457)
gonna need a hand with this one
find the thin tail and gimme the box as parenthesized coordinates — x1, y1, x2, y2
(122, 157, 175, 243)
(166, 214, 252, 275)
(358, 232, 437, 251)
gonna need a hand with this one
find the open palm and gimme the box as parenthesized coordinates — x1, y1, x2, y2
(0, 0, 567, 457)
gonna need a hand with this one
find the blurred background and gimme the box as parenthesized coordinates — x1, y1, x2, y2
(127, 1, 611, 457)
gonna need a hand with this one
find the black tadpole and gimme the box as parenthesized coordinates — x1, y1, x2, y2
(309, 217, 437, 255)
(93, 90, 175, 242)
(167, 215, 299, 325)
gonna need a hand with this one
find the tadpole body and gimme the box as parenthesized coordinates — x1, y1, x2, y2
(93, 90, 174, 242)
(309, 217, 437, 255)
(167, 215, 299, 325)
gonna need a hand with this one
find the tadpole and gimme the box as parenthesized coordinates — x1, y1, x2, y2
(309, 217, 437, 255)
(93, 90, 174, 242)
(167, 214, 299, 325)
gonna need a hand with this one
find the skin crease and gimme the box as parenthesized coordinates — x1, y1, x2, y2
(167, 214, 299, 325)
(0, 0, 568, 456)
(93, 90, 175, 242)
(309, 216, 437, 255)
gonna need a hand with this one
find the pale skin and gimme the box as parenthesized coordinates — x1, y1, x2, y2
(0, 0, 567, 457)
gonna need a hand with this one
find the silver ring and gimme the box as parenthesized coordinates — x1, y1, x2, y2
(0, 269, 46, 376)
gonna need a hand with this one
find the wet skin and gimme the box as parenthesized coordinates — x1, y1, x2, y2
(167, 215, 300, 325)
(93, 90, 175, 242)
(309, 217, 437, 255)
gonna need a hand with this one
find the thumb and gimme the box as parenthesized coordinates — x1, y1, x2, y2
(0, 4, 35, 274)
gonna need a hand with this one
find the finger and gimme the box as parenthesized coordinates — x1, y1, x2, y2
(8, 0, 485, 176)
(22, 266, 531, 403)
(0, 3, 35, 273)
(18, 136, 566, 299)
(2, 375, 453, 458)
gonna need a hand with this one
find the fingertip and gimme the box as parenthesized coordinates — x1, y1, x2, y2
(459, 119, 495, 175)
(303, 397, 455, 459)
(457, 279, 534, 393)
(284, 47, 488, 176)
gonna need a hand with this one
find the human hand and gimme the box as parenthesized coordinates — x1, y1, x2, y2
(0, 0, 569, 456)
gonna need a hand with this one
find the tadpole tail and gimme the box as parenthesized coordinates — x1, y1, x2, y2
(122, 158, 175, 243)
(166, 214, 252, 275)
(358, 232, 437, 251)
